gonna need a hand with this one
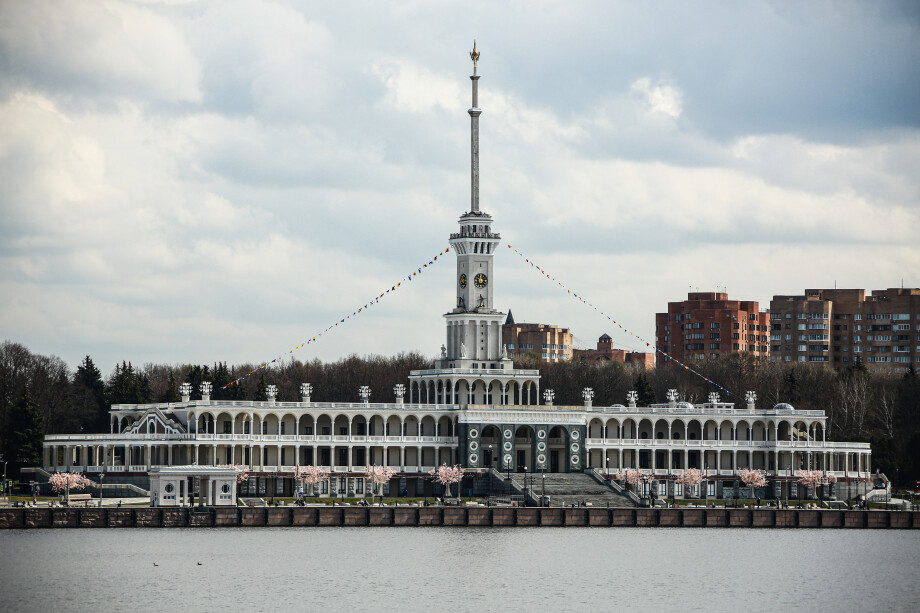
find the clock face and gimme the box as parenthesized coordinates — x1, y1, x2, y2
(474, 273, 488, 288)
(459, 274, 467, 289)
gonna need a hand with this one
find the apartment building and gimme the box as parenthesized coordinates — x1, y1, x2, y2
(502, 312, 573, 362)
(769, 288, 920, 372)
(655, 292, 770, 364)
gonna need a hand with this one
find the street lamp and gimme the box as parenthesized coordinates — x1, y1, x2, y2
(541, 470, 546, 507)
(523, 466, 528, 507)
(98, 473, 104, 507)
(488, 445, 493, 503)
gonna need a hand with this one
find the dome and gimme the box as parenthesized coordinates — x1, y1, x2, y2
(773, 403, 795, 412)
(676, 402, 694, 409)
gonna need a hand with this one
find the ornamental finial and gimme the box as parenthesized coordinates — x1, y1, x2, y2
(470, 40, 479, 70)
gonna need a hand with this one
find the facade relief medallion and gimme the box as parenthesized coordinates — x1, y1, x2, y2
(537, 441, 546, 452)
(469, 453, 478, 464)
(469, 428, 479, 439)
(571, 430, 580, 440)
(469, 441, 478, 451)
(537, 429, 546, 440)
(571, 442, 580, 452)
(503, 441, 512, 451)
(503, 429, 512, 439)
(504, 453, 513, 466)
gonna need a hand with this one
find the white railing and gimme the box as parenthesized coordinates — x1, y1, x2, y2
(583, 438, 868, 451)
(44, 433, 195, 442)
(410, 368, 540, 377)
(128, 465, 147, 472)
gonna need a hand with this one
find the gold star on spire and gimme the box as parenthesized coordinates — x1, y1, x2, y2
(470, 40, 479, 69)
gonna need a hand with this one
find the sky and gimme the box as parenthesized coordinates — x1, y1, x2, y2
(1, 0, 919, 374)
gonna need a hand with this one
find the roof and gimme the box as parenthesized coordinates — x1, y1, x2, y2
(505, 309, 515, 325)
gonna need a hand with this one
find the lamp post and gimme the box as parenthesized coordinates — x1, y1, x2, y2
(98, 473, 104, 507)
(541, 470, 546, 507)
(488, 445, 493, 503)
(523, 466, 528, 507)
(1, 454, 6, 506)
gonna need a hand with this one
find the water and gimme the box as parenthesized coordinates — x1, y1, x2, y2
(0, 527, 917, 612)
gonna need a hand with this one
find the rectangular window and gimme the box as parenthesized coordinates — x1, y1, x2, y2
(707, 482, 715, 496)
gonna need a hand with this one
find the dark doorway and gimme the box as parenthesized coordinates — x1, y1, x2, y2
(550, 451, 560, 473)
(516, 449, 526, 472)
(484, 448, 493, 467)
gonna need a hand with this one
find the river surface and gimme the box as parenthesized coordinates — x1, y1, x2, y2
(0, 527, 916, 612)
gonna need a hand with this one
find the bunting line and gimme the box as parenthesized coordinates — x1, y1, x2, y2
(505, 244, 734, 397)
(222, 248, 452, 389)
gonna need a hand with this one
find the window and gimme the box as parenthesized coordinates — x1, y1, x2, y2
(707, 482, 715, 497)
(674, 483, 683, 496)
(304, 426, 313, 435)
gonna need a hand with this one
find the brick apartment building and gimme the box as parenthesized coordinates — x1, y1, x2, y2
(655, 292, 770, 364)
(573, 334, 654, 370)
(769, 287, 920, 372)
(502, 311, 573, 362)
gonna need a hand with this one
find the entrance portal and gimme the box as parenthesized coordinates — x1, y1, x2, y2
(550, 451, 560, 473)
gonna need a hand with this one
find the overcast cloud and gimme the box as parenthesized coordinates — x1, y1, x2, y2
(1, 0, 918, 373)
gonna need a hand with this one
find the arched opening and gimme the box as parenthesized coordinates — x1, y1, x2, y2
(548, 426, 567, 473)
(514, 425, 534, 472)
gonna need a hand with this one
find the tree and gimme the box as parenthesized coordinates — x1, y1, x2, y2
(162, 372, 180, 403)
(428, 463, 464, 501)
(6, 387, 44, 476)
(295, 465, 330, 498)
(633, 373, 656, 406)
(364, 465, 396, 504)
(738, 468, 768, 500)
(675, 468, 706, 500)
(72, 356, 108, 432)
(48, 471, 90, 505)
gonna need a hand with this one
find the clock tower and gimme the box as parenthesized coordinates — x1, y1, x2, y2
(440, 42, 508, 367)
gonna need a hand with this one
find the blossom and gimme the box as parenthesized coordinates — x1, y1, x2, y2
(738, 468, 768, 488)
(675, 468, 705, 488)
(428, 463, 464, 487)
(296, 465, 331, 486)
(613, 468, 649, 486)
(48, 472, 90, 493)
(797, 470, 834, 488)
(362, 465, 396, 486)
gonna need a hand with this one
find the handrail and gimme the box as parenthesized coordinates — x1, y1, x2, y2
(589, 468, 640, 505)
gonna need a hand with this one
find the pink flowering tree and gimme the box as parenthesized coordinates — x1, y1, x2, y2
(797, 470, 835, 499)
(364, 465, 397, 504)
(429, 464, 465, 501)
(675, 468, 706, 500)
(48, 471, 90, 505)
(296, 465, 330, 497)
(738, 468, 768, 501)
(614, 469, 653, 501)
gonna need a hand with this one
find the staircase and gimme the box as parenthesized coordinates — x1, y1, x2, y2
(23, 467, 150, 498)
(504, 471, 636, 507)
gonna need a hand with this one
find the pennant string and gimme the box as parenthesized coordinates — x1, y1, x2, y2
(505, 243, 733, 397)
(222, 247, 451, 389)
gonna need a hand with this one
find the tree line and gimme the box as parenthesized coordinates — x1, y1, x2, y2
(1, 340, 917, 485)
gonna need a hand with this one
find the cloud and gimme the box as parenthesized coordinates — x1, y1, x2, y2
(0, 0, 202, 104)
(0, 1, 918, 373)
(630, 77, 683, 119)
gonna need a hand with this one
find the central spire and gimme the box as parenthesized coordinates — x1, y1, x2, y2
(468, 41, 482, 214)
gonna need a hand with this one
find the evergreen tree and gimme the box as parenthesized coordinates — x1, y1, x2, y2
(162, 372, 180, 403)
(72, 355, 107, 432)
(634, 373, 656, 406)
(6, 387, 44, 476)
